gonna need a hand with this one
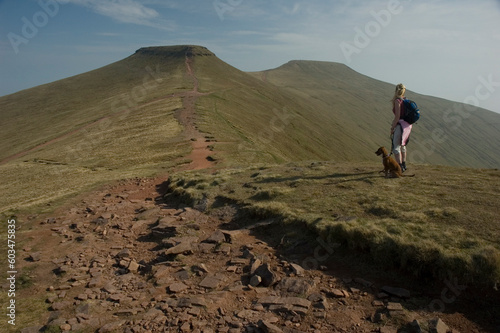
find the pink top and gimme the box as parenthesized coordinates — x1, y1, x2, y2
(393, 98, 412, 146)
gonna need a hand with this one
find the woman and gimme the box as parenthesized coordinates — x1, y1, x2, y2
(390, 83, 412, 172)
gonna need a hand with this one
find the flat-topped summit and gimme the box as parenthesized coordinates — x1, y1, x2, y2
(135, 45, 215, 58)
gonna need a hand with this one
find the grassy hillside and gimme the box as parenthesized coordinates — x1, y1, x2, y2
(0, 46, 205, 214)
(192, 57, 391, 166)
(250, 61, 500, 168)
(0, 46, 194, 162)
(166, 162, 500, 286)
(1, 44, 499, 300)
(1, 45, 499, 215)
(189, 57, 341, 165)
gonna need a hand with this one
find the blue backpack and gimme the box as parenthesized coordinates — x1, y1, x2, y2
(401, 98, 420, 124)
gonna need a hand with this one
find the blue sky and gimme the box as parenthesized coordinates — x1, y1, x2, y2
(1, 0, 500, 113)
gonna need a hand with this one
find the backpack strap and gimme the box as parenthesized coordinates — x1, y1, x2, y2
(394, 97, 404, 118)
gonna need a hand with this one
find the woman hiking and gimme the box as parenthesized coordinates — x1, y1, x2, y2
(390, 83, 412, 172)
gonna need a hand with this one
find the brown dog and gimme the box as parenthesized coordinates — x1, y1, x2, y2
(375, 147, 414, 178)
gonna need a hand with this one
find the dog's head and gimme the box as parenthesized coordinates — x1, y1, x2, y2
(375, 147, 388, 156)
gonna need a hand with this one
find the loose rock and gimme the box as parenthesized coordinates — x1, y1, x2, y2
(254, 263, 276, 287)
(381, 285, 411, 299)
(429, 318, 449, 333)
(169, 282, 189, 293)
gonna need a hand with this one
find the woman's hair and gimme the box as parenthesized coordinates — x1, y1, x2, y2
(391, 83, 406, 105)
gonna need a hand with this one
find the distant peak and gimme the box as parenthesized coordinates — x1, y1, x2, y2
(135, 45, 215, 58)
(285, 60, 347, 67)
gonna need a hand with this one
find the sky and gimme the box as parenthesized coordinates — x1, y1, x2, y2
(1, 0, 500, 113)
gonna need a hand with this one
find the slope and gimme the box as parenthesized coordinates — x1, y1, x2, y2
(250, 60, 500, 168)
(190, 57, 380, 166)
(2, 45, 500, 213)
(0, 46, 213, 213)
(0, 45, 194, 162)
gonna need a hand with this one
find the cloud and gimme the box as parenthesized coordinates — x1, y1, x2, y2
(65, 0, 176, 30)
(283, 3, 301, 15)
(94, 0, 158, 22)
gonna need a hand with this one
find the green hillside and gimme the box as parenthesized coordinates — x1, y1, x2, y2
(0, 46, 202, 213)
(0, 46, 195, 162)
(1, 46, 499, 332)
(192, 57, 350, 165)
(249, 60, 500, 168)
(1, 45, 500, 214)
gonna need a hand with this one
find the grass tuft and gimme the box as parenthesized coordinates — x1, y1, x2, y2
(165, 162, 500, 286)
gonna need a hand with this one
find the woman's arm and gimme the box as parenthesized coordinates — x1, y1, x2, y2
(391, 99, 402, 134)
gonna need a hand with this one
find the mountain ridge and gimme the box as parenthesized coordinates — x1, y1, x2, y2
(1, 45, 500, 213)
(250, 58, 500, 168)
(1, 45, 500, 169)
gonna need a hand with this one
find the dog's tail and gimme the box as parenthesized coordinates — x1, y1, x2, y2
(402, 174, 416, 177)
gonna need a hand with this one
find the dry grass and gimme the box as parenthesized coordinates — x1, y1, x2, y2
(0, 99, 189, 215)
(166, 161, 500, 285)
(0, 46, 198, 215)
(0, 294, 48, 332)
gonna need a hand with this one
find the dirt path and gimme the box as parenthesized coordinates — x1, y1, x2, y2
(174, 55, 215, 170)
(11, 171, 495, 332)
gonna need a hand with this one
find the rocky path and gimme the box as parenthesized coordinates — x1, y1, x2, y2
(12, 174, 489, 333)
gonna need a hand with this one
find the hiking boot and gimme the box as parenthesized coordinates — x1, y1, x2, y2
(401, 162, 407, 172)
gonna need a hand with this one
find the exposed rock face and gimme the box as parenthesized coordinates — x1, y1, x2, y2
(134, 45, 215, 58)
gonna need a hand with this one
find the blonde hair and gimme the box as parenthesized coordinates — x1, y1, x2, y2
(391, 83, 406, 105)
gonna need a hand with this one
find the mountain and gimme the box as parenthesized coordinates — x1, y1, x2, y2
(1, 45, 500, 213)
(0, 45, 195, 162)
(250, 60, 500, 168)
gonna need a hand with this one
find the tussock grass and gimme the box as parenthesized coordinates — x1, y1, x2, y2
(0, 293, 48, 332)
(251, 187, 293, 201)
(166, 161, 500, 285)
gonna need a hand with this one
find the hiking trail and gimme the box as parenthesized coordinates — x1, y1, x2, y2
(0, 52, 215, 170)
